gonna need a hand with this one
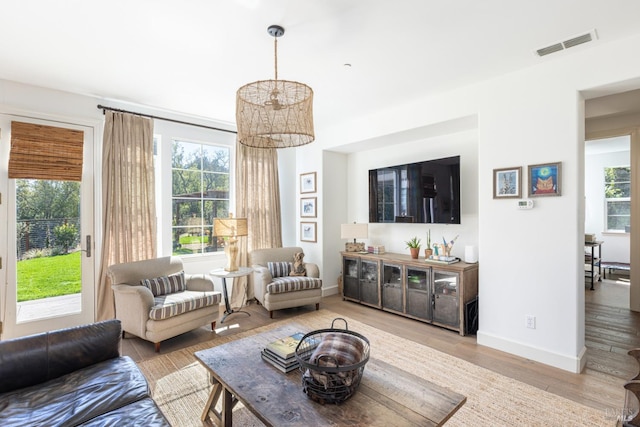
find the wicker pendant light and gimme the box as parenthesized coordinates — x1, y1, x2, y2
(236, 25, 315, 149)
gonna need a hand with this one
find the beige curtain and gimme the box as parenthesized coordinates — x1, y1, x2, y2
(96, 111, 156, 320)
(232, 141, 283, 307)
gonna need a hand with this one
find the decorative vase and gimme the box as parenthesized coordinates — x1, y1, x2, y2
(424, 248, 433, 259)
(409, 247, 420, 259)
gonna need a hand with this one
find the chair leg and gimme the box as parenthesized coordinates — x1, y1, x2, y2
(122, 330, 126, 339)
(155, 342, 161, 353)
(269, 311, 273, 319)
(315, 303, 320, 311)
(211, 321, 216, 330)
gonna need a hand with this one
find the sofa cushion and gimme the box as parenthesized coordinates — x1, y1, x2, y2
(141, 271, 186, 296)
(267, 276, 323, 294)
(77, 397, 169, 426)
(149, 290, 222, 320)
(0, 356, 150, 427)
(267, 261, 292, 278)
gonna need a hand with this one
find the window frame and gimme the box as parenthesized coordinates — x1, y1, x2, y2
(154, 127, 236, 259)
(171, 138, 232, 257)
(603, 165, 631, 233)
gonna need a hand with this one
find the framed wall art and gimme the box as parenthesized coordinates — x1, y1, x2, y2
(300, 222, 317, 242)
(300, 197, 317, 218)
(528, 162, 561, 197)
(493, 166, 522, 199)
(300, 172, 317, 193)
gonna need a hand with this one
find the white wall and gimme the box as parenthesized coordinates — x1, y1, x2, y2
(311, 33, 640, 372)
(346, 130, 479, 257)
(278, 147, 297, 247)
(293, 141, 324, 277)
(585, 139, 630, 264)
(322, 151, 348, 293)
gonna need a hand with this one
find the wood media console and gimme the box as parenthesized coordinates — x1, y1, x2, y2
(341, 252, 479, 335)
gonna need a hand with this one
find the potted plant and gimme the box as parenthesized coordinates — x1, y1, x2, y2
(405, 236, 421, 259)
(424, 229, 433, 259)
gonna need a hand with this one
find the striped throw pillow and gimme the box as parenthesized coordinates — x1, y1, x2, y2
(267, 261, 291, 278)
(141, 271, 186, 296)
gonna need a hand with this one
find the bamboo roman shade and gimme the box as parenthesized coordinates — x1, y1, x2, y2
(9, 121, 84, 181)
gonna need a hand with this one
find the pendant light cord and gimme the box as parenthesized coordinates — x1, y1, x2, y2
(274, 37, 279, 81)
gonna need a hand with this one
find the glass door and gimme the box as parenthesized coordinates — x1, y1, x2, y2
(405, 266, 431, 320)
(381, 262, 403, 312)
(0, 115, 95, 339)
(359, 259, 379, 307)
(432, 269, 459, 327)
(343, 256, 359, 300)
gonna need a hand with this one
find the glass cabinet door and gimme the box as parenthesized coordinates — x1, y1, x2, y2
(359, 259, 380, 306)
(432, 269, 459, 326)
(381, 263, 402, 312)
(343, 257, 359, 300)
(405, 266, 431, 320)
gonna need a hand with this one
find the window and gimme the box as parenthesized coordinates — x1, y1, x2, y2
(172, 140, 230, 255)
(604, 166, 630, 232)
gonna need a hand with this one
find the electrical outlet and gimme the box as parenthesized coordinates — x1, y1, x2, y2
(526, 315, 536, 329)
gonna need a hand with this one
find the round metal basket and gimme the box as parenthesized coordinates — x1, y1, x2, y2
(295, 318, 370, 404)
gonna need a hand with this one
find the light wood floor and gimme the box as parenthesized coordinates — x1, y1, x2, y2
(122, 279, 639, 413)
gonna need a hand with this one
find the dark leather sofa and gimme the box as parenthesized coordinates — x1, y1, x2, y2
(0, 319, 169, 426)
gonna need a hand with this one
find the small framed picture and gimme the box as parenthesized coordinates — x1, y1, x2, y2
(528, 162, 561, 197)
(300, 172, 317, 194)
(300, 197, 317, 218)
(493, 167, 522, 199)
(300, 222, 317, 242)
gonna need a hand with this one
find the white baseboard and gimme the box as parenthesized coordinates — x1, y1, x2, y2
(477, 330, 587, 373)
(322, 285, 339, 297)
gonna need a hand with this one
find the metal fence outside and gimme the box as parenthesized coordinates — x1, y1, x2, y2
(17, 218, 80, 260)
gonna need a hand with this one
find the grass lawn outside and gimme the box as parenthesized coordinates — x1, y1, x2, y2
(178, 234, 209, 245)
(17, 251, 81, 302)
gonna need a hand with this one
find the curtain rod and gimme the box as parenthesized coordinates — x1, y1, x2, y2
(97, 104, 237, 134)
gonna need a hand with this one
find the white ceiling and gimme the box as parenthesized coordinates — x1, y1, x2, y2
(2, 0, 640, 130)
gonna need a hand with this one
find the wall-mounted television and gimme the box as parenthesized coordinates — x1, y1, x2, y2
(369, 155, 460, 224)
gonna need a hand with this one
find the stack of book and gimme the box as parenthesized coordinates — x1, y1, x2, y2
(426, 255, 460, 264)
(261, 332, 305, 373)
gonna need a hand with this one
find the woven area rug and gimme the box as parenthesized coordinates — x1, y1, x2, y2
(138, 309, 612, 426)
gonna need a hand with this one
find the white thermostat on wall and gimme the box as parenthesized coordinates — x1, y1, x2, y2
(517, 199, 534, 210)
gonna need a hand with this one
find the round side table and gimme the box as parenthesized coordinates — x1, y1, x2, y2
(210, 266, 253, 323)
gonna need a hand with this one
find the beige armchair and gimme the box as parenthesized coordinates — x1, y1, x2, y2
(108, 256, 222, 352)
(249, 247, 322, 318)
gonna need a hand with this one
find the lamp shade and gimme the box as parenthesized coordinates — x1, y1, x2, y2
(235, 25, 315, 149)
(236, 79, 314, 148)
(214, 217, 248, 237)
(340, 223, 368, 240)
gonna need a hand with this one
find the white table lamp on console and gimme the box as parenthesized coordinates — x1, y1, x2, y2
(341, 222, 368, 252)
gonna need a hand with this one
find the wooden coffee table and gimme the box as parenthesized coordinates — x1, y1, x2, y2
(194, 324, 466, 426)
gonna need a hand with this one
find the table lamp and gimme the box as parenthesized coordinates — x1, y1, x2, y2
(341, 222, 368, 252)
(214, 214, 248, 271)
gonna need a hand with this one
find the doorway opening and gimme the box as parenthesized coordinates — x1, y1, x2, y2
(584, 135, 631, 309)
(15, 179, 82, 322)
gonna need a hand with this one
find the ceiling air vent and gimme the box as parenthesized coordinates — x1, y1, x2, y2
(536, 43, 563, 57)
(535, 29, 598, 57)
(563, 32, 593, 49)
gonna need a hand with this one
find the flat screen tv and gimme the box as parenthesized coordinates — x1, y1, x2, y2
(369, 155, 460, 224)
